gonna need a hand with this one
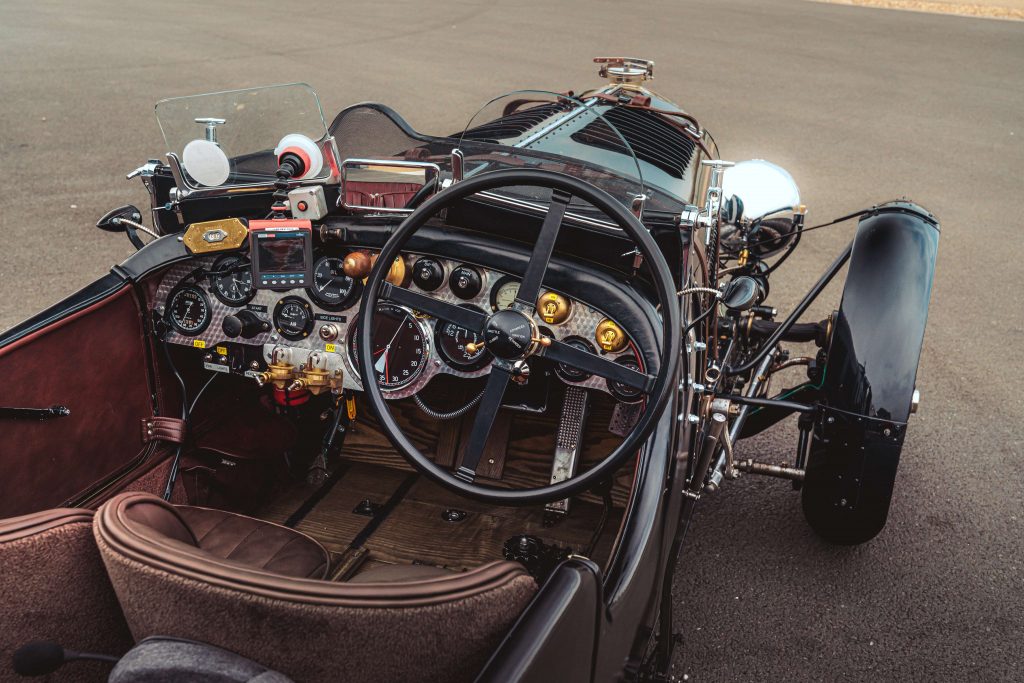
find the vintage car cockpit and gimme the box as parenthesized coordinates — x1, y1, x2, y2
(0, 59, 939, 682)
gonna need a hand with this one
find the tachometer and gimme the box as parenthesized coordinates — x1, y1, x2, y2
(209, 254, 255, 306)
(307, 255, 362, 311)
(349, 303, 428, 390)
(167, 285, 212, 336)
(435, 305, 490, 371)
(490, 275, 520, 311)
(273, 296, 314, 340)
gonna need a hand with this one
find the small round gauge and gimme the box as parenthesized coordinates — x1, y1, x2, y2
(307, 255, 362, 311)
(490, 275, 520, 311)
(167, 285, 212, 336)
(209, 254, 255, 306)
(273, 296, 315, 340)
(554, 337, 596, 383)
(349, 303, 428, 390)
(435, 305, 490, 371)
(607, 356, 645, 404)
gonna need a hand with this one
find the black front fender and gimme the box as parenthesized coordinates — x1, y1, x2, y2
(802, 201, 939, 544)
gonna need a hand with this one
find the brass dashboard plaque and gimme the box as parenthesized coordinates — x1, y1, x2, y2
(183, 218, 248, 254)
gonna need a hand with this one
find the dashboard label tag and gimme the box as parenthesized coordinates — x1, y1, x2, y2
(203, 362, 230, 374)
(246, 304, 269, 313)
(325, 343, 337, 353)
(192, 340, 207, 349)
(315, 313, 347, 323)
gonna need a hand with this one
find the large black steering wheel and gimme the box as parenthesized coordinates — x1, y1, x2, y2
(358, 168, 679, 505)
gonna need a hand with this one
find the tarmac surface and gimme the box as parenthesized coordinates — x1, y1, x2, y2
(1, 0, 1021, 680)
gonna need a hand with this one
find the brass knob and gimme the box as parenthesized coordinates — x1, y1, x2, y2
(595, 319, 628, 352)
(384, 255, 407, 286)
(536, 291, 571, 325)
(342, 251, 372, 279)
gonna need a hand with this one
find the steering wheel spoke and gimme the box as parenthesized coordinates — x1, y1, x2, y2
(381, 282, 487, 332)
(455, 365, 512, 483)
(542, 340, 655, 393)
(513, 188, 572, 310)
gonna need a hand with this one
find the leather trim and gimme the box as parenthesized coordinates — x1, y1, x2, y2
(97, 492, 533, 608)
(141, 417, 186, 444)
(0, 508, 93, 543)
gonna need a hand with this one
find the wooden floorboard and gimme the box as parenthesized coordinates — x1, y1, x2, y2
(260, 462, 622, 572)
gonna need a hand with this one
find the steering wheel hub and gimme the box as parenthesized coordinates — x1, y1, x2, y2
(483, 309, 537, 360)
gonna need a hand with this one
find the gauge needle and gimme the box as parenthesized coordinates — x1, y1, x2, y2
(374, 323, 405, 375)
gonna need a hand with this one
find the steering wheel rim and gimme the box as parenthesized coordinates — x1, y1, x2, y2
(358, 168, 680, 505)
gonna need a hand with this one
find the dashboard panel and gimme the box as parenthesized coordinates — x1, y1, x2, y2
(154, 249, 643, 400)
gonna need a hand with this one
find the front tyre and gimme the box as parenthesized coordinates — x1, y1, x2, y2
(801, 202, 939, 544)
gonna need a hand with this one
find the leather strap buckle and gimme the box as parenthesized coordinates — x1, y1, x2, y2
(141, 417, 185, 444)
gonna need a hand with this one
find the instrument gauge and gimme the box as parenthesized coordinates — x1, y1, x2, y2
(273, 296, 315, 340)
(209, 254, 255, 306)
(307, 255, 362, 311)
(349, 303, 428, 390)
(490, 275, 520, 311)
(435, 305, 490, 372)
(554, 337, 596, 383)
(607, 356, 645, 404)
(167, 285, 212, 336)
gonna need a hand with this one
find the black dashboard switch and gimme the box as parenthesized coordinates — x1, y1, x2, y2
(449, 265, 483, 299)
(222, 310, 270, 339)
(412, 257, 445, 291)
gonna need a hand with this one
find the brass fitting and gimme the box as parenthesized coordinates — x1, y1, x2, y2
(537, 291, 571, 325)
(255, 360, 295, 389)
(289, 353, 343, 395)
(595, 319, 628, 352)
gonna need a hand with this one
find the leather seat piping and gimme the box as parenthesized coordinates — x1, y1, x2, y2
(96, 492, 532, 608)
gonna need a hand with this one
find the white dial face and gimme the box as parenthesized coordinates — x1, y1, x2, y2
(494, 280, 520, 310)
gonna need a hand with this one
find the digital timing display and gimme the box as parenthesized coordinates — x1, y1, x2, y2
(248, 219, 314, 289)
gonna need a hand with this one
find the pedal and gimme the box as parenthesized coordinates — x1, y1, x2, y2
(545, 386, 590, 515)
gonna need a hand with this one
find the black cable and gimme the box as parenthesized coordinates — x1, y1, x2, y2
(586, 486, 614, 557)
(682, 302, 717, 338)
(159, 337, 190, 501)
(744, 208, 872, 250)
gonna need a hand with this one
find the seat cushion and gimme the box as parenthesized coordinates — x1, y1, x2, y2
(177, 506, 329, 579)
(111, 494, 329, 580)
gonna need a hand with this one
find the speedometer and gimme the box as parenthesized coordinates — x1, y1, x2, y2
(167, 285, 212, 336)
(349, 303, 428, 390)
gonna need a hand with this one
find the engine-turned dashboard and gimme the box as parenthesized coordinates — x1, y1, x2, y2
(155, 242, 644, 403)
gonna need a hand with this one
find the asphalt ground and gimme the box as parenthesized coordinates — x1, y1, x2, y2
(0, 1, 1021, 680)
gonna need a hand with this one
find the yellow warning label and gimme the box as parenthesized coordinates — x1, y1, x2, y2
(215, 346, 228, 356)
(325, 343, 337, 353)
(192, 340, 207, 349)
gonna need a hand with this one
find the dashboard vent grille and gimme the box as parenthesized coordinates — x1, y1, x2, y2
(571, 106, 696, 179)
(459, 101, 575, 142)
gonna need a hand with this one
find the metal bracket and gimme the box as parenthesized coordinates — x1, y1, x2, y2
(0, 405, 71, 420)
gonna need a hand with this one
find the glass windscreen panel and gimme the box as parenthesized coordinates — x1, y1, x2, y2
(156, 83, 331, 189)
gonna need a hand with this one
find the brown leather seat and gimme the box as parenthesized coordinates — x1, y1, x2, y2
(1, 508, 132, 682)
(125, 499, 331, 579)
(95, 492, 536, 682)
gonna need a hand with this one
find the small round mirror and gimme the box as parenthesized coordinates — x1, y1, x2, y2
(721, 160, 800, 224)
(182, 139, 230, 187)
